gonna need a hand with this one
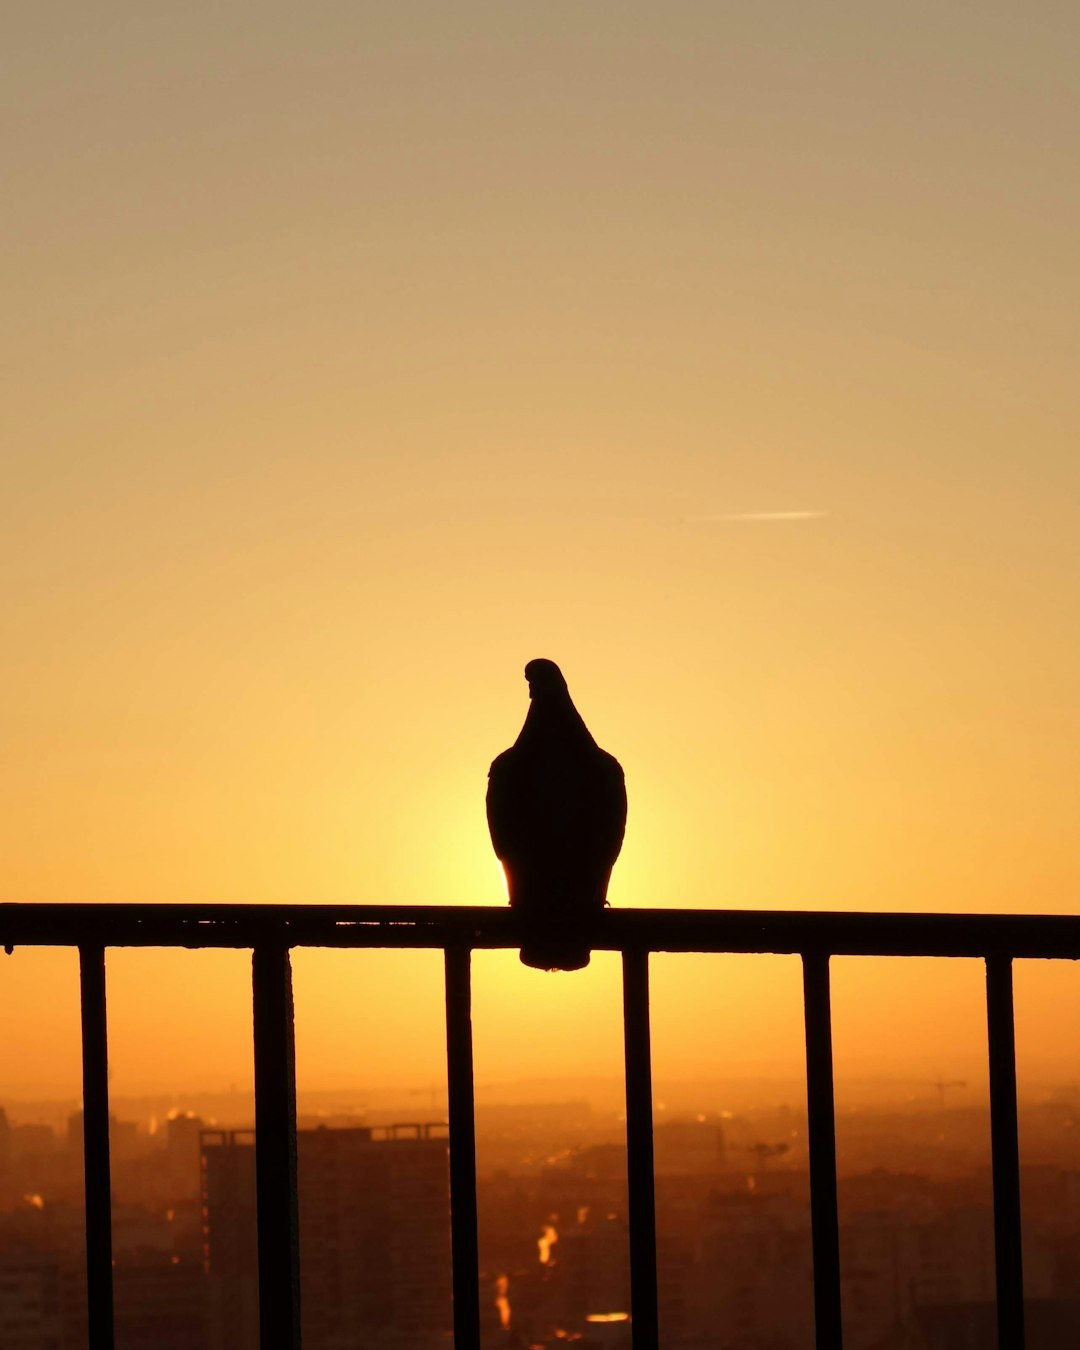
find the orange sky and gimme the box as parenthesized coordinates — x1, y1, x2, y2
(3, 1, 1078, 1101)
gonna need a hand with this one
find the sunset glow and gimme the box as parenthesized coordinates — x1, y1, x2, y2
(2, 0, 1078, 1105)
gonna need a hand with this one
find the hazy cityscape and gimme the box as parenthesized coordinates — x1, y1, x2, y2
(2, 1079, 1079, 1349)
(8, 0, 1079, 1346)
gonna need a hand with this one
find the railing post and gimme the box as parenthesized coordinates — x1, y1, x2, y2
(79, 943, 115, 1350)
(252, 941, 301, 1350)
(802, 951, 843, 1350)
(444, 946, 481, 1350)
(622, 947, 659, 1350)
(987, 954, 1025, 1350)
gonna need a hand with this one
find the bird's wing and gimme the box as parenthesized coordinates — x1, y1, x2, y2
(489, 748, 626, 867)
(597, 753, 628, 863)
(485, 751, 519, 861)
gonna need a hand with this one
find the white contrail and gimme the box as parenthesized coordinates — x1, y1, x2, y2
(687, 510, 828, 523)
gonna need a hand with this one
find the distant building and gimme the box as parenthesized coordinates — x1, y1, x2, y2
(898, 1299, 1080, 1350)
(202, 1123, 452, 1350)
(11, 1126, 56, 1164)
(689, 1186, 814, 1348)
(65, 1112, 140, 1163)
(0, 1247, 62, 1350)
(545, 1212, 630, 1331)
(113, 1250, 206, 1350)
(200, 1129, 257, 1350)
(653, 1117, 726, 1176)
(164, 1113, 205, 1200)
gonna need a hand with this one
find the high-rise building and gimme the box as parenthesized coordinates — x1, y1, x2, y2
(0, 1247, 62, 1350)
(0, 1108, 11, 1178)
(200, 1129, 258, 1350)
(202, 1123, 452, 1350)
(112, 1252, 206, 1350)
(164, 1113, 205, 1200)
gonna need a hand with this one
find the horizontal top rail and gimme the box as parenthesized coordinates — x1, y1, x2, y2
(1, 902, 1079, 959)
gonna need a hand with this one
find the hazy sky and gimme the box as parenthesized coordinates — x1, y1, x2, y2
(3, 1, 1079, 1096)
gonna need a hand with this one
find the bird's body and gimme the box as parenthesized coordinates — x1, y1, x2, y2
(487, 660, 626, 971)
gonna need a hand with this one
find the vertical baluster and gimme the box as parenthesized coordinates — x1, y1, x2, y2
(445, 946, 481, 1349)
(80, 943, 115, 1350)
(987, 954, 1025, 1349)
(252, 942, 302, 1349)
(622, 947, 659, 1350)
(802, 951, 843, 1349)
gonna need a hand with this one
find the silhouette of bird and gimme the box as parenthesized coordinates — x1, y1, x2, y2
(486, 659, 627, 971)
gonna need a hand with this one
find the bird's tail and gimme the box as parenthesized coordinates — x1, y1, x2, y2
(510, 873, 609, 972)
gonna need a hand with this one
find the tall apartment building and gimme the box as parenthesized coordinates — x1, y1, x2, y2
(0, 1248, 61, 1350)
(202, 1123, 452, 1350)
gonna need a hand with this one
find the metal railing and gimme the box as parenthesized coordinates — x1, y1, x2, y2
(4, 902, 1077, 1350)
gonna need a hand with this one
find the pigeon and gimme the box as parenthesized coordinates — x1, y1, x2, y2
(486, 659, 627, 971)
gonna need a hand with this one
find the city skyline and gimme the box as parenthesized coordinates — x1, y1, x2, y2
(3, 1088, 1080, 1347)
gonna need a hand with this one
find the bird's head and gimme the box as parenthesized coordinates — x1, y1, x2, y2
(524, 658, 569, 701)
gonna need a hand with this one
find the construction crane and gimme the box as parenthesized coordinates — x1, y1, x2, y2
(928, 1080, 967, 1109)
(742, 1141, 790, 1171)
